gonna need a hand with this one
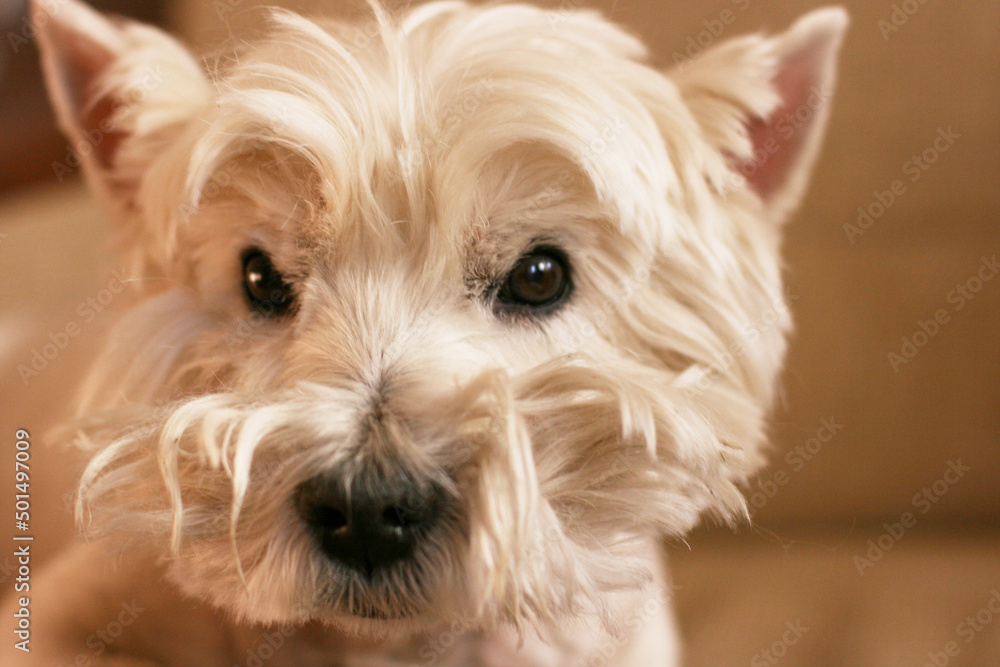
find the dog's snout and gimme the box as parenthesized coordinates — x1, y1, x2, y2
(295, 469, 442, 576)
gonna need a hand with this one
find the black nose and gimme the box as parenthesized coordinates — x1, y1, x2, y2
(295, 468, 442, 577)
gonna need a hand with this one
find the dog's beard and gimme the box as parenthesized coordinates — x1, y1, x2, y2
(67, 285, 758, 633)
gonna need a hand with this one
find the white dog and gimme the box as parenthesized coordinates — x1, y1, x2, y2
(3, 0, 846, 664)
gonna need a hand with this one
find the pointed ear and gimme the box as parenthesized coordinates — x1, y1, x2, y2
(33, 0, 210, 209)
(671, 8, 849, 223)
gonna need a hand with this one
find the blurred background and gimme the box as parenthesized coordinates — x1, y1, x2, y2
(1, 0, 998, 664)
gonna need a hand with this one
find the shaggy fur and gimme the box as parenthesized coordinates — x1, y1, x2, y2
(6, 0, 846, 664)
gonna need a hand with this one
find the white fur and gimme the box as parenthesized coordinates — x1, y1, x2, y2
(7, 1, 847, 664)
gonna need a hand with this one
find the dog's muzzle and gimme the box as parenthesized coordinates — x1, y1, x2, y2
(294, 466, 444, 578)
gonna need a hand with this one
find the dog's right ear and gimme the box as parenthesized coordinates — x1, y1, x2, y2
(669, 8, 848, 225)
(33, 0, 209, 210)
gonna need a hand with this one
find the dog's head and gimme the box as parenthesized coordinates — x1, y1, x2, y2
(35, 0, 846, 633)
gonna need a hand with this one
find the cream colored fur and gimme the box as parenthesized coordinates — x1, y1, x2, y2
(3, 0, 846, 664)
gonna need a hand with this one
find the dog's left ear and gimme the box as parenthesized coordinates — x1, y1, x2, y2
(671, 8, 849, 224)
(32, 0, 209, 210)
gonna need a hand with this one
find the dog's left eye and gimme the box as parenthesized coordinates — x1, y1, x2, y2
(242, 249, 293, 316)
(495, 247, 572, 313)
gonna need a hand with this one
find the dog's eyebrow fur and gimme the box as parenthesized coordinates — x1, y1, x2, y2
(177, 3, 721, 254)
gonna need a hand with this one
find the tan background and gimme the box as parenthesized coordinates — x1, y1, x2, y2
(1, 0, 998, 665)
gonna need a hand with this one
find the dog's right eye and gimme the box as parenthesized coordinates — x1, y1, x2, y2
(494, 246, 572, 314)
(242, 249, 293, 316)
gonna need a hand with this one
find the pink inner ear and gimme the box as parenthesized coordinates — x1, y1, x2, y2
(82, 95, 128, 170)
(50, 24, 126, 169)
(742, 46, 823, 200)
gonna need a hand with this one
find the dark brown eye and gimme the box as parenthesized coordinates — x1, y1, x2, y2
(496, 247, 572, 312)
(242, 249, 293, 316)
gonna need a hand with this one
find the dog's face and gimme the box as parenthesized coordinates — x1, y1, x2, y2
(36, 0, 845, 633)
